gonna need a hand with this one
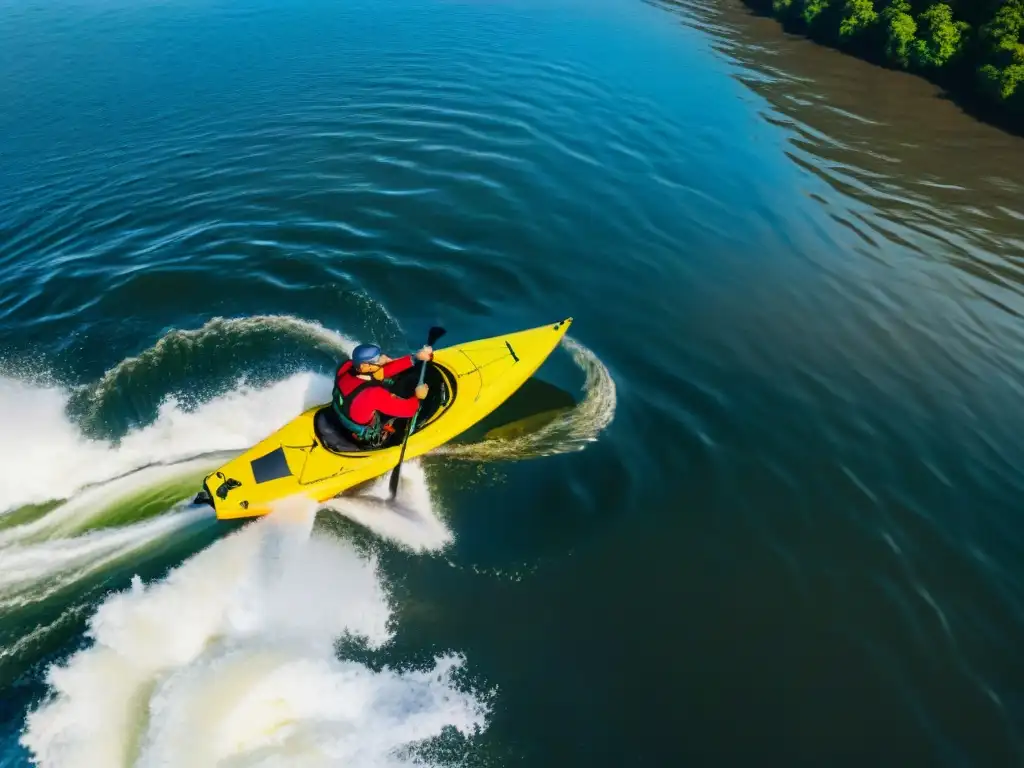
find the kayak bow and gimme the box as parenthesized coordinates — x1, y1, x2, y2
(194, 317, 572, 519)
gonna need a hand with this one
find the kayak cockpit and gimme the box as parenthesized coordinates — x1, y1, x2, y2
(312, 362, 457, 455)
(312, 407, 363, 453)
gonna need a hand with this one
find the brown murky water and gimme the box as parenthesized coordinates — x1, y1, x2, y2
(661, 0, 1024, 317)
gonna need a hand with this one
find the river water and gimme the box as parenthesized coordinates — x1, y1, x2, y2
(2, 0, 1024, 765)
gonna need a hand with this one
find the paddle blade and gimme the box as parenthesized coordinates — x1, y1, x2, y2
(388, 462, 401, 499)
(427, 326, 447, 347)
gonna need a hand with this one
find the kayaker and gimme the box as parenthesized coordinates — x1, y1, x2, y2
(330, 343, 433, 448)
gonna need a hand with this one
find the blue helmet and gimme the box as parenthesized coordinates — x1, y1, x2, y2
(351, 343, 382, 365)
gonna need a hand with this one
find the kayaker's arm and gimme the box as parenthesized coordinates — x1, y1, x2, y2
(380, 355, 415, 377)
(380, 346, 431, 377)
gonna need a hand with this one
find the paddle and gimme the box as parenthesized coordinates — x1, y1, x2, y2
(388, 325, 447, 499)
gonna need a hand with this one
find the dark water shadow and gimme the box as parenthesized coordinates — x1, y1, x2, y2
(457, 376, 578, 443)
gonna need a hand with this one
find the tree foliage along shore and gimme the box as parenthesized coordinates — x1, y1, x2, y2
(744, 0, 1024, 129)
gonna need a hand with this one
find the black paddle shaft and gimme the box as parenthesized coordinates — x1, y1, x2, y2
(388, 326, 446, 499)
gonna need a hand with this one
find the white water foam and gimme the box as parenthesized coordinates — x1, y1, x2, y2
(1, 315, 357, 516)
(0, 373, 333, 516)
(0, 456, 219, 547)
(321, 461, 453, 553)
(0, 506, 206, 612)
(20, 508, 487, 767)
(0, 375, 448, 612)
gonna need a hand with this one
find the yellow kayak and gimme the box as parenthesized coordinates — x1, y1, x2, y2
(194, 317, 573, 519)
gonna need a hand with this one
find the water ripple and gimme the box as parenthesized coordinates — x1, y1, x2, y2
(5, 0, 1024, 762)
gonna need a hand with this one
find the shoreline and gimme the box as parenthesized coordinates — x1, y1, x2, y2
(737, 0, 1024, 137)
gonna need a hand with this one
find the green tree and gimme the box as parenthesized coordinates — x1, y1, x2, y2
(980, 62, 1024, 99)
(749, 0, 1024, 129)
(986, 0, 1024, 43)
(804, 0, 832, 25)
(978, 0, 1024, 100)
(912, 4, 970, 68)
(882, 0, 918, 67)
(840, 0, 879, 37)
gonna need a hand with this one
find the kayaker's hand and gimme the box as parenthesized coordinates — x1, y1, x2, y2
(377, 354, 392, 365)
(415, 346, 433, 362)
(415, 384, 429, 400)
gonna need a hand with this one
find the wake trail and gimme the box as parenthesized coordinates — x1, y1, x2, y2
(4, 314, 623, 766)
(0, 314, 453, 613)
(0, 317, 613, 617)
